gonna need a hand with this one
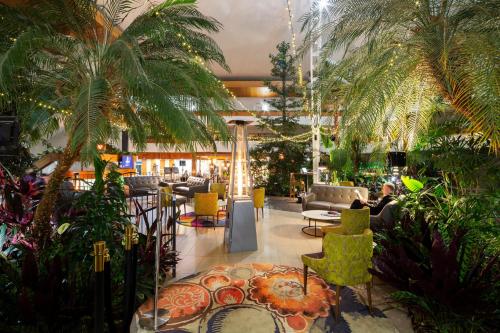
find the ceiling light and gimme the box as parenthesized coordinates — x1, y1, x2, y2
(318, 0, 329, 10)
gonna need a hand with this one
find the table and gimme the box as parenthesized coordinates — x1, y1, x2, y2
(301, 210, 341, 237)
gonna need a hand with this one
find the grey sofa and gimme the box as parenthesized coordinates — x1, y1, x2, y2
(172, 176, 209, 199)
(302, 184, 369, 211)
(370, 200, 398, 231)
(124, 176, 162, 196)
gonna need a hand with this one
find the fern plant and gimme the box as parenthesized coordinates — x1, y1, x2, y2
(303, 0, 499, 151)
(0, 0, 232, 244)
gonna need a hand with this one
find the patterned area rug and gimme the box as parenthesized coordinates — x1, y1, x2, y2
(133, 263, 398, 333)
(177, 211, 226, 228)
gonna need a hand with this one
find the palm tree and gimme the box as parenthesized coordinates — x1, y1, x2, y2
(0, 0, 232, 245)
(303, 0, 499, 151)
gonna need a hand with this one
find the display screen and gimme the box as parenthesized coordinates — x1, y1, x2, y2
(119, 155, 134, 169)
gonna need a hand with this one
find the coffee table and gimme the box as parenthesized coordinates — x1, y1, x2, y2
(301, 210, 341, 237)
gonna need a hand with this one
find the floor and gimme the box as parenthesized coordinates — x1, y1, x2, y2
(172, 204, 414, 333)
(266, 196, 303, 213)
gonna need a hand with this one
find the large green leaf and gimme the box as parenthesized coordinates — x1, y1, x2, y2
(401, 176, 424, 193)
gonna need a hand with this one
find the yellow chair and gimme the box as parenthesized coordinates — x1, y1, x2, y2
(321, 207, 370, 236)
(160, 186, 187, 215)
(302, 228, 373, 320)
(253, 187, 265, 221)
(210, 183, 226, 200)
(339, 181, 355, 187)
(194, 192, 220, 230)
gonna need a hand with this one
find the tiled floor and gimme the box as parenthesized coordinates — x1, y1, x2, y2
(173, 206, 414, 333)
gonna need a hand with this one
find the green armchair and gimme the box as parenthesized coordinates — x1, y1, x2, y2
(301, 228, 373, 320)
(321, 207, 370, 236)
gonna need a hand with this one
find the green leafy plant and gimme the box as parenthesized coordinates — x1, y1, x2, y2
(304, 0, 499, 152)
(262, 41, 303, 125)
(251, 141, 311, 196)
(371, 181, 500, 331)
(401, 176, 424, 193)
(0, 0, 232, 245)
(408, 134, 499, 193)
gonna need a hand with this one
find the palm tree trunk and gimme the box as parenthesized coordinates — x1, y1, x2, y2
(33, 142, 80, 246)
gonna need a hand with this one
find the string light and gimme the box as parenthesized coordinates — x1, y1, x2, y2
(285, 0, 303, 86)
(0, 92, 71, 115)
(174, 27, 312, 143)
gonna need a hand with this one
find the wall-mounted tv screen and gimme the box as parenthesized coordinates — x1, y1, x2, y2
(179, 160, 186, 167)
(119, 155, 134, 169)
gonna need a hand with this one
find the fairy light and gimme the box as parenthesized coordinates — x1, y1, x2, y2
(285, 0, 303, 86)
(174, 30, 313, 143)
(0, 92, 71, 115)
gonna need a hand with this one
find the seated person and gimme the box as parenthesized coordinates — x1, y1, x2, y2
(350, 182, 395, 215)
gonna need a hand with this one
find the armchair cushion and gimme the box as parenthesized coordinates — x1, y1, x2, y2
(302, 229, 373, 286)
(194, 192, 219, 216)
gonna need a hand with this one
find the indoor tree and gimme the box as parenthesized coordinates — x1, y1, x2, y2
(251, 41, 310, 196)
(0, 0, 232, 245)
(303, 0, 499, 151)
(262, 41, 303, 126)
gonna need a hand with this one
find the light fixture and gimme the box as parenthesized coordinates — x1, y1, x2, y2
(97, 143, 105, 151)
(224, 120, 258, 253)
(261, 102, 270, 112)
(318, 0, 329, 10)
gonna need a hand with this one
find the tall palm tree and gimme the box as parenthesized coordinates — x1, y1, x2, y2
(303, 0, 499, 151)
(0, 0, 232, 245)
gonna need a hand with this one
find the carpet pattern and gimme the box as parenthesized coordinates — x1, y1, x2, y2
(177, 211, 227, 228)
(134, 263, 397, 332)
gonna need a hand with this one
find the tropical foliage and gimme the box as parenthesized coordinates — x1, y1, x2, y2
(0, 160, 175, 331)
(0, 0, 232, 242)
(251, 140, 311, 196)
(408, 131, 500, 193)
(262, 41, 303, 125)
(371, 180, 500, 331)
(303, 0, 499, 151)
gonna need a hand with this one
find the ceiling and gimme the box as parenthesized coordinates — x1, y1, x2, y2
(3, 0, 314, 80)
(122, 0, 312, 80)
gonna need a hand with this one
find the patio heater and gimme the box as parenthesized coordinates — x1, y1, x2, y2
(224, 120, 258, 253)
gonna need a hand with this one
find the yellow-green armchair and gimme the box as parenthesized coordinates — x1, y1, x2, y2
(194, 192, 220, 230)
(210, 183, 226, 200)
(321, 207, 370, 236)
(301, 229, 373, 320)
(339, 181, 354, 187)
(160, 186, 187, 215)
(253, 187, 265, 221)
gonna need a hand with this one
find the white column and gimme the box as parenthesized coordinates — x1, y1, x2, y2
(310, 0, 323, 184)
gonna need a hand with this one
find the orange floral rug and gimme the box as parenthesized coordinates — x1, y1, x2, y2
(133, 263, 395, 332)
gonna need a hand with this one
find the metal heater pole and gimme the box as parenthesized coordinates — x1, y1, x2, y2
(153, 189, 162, 331)
(94, 241, 106, 333)
(171, 193, 177, 278)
